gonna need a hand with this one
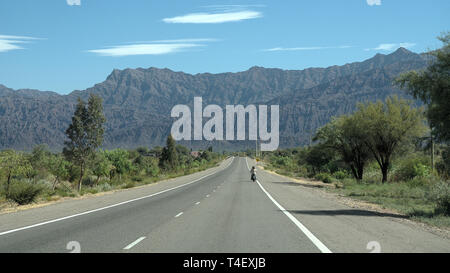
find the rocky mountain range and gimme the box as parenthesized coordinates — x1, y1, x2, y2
(0, 47, 432, 151)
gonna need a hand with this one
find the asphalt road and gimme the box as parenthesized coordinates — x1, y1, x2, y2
(0, 157, 449, 253)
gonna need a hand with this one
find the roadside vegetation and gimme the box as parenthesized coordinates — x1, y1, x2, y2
(0, 94, 225, 210)
(260, 33, 450, 228)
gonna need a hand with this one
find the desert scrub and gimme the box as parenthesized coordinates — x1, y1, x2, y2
(95, 182, 113, 192)
(80, 188, 99, 195)
(6, 181, 43, 205)
(131, 176, 143, 182)
(122, 181, 136, 189)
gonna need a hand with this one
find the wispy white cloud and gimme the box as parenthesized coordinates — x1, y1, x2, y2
(366, 0, 381, 6)
(263, 45, 353, 52)
(202, 4, 266, 10)
(126, 38, 219, 44)
(365, 43, 416, 51)
(163, 9, 262, 24)
(0, 35, 41, 53)
(163, 5, 263, 24)
(88, 39, 215, 57)
(67, 0, 81, 6)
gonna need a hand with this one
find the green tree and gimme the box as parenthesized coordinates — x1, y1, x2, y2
(92, 151, 112, 184)
(47, 155, 70, 190)
(30, 144, 51, 171)
(396, 32, 450, 142)
(149, 146, 163, 158)
(63, 94, 106, 191)
(305, 144, 334, 175)
(133, 155, 159, 176)
(355, 96, 426, 182)
(159, 135, 178, 170)
(105, 149, 132, 181)
(315, 115, 371, 180)
(0, 150, 32, 196)
(199, 150, 212, 162)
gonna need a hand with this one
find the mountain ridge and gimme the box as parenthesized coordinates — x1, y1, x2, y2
(0, 48, 431, 151)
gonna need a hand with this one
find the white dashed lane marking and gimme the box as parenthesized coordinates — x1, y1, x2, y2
(124, 237, 146, 250)
(175, 212, 184, 218)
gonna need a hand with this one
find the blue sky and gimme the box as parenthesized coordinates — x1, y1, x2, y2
(0, 0, 448, 94)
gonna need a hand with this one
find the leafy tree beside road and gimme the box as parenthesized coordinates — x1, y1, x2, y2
(314, 96, 425, 183)
(396, 32, 450, 142)
(63, 94, 106, 191)
(0, 150, 32, 196)
(315, 115, 371, 180)
(396, 32, 450, 177)
(355, 97, 426, 183)
(159, 135, 178, 171)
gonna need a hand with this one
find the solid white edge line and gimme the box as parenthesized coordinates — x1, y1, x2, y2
(255, 180, 332, 253)
(245, 157, 332, 253)
(0, 157, 235, 236)
(175, 212, 183, 218)
(123, 236, 146, 250)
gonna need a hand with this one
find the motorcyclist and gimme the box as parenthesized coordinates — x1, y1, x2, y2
(250, 166, 256, 181)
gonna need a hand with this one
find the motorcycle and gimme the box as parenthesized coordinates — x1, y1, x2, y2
(251, 173, 256, 182)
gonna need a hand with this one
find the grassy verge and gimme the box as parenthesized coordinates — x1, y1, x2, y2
(262, 160, 450, 229)
(330, 179, 449, 228)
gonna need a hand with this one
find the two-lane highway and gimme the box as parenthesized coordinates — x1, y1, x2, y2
(0, 157, 449, 253)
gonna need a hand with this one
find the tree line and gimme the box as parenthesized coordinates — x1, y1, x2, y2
(0, 93, 223, 205)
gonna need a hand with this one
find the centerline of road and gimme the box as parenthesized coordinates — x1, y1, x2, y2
(123, 236, 146, 250)
(123, 186, 219, 251)
(175, 212, 184, 218)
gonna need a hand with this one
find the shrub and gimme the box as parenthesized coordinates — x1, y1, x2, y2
(131, 176, 143, 182)
(340, 178, 358, 188)
(148, 166, 160, 177)
(394, 156, 430, 181)
(426, 181, 450, 215)
(82, 176, 96, 187)
(81, 188, 98, 195)
(95, 182, 112, 192)
(436, 146, 450, 179)
(7, 181, 43, 205)
(315, 173, 333, 183)
(406, 175, 440, 188)
(333, 170, 349, 180)
(413, 163, 430, 177)
(275, 156, 290, 167)
(54, 187, 73, 197)
(122, 181, 136, 189)
(295, 166, 309, 177)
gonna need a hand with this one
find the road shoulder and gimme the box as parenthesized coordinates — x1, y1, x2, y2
(252, 160, 450, 252)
